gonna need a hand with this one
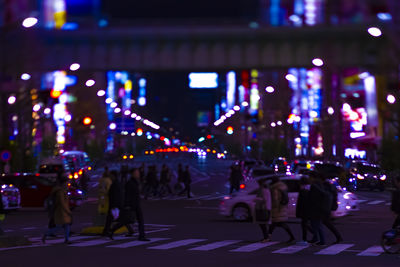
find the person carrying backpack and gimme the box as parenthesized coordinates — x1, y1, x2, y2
(321, 174, 343, 244)
(296, 176, 313, 245)
(268, 176, 295, 243)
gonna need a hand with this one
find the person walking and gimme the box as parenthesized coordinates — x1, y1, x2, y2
(0, 189, 5, 236)
(144, 165, 158, 199)
(98, 168, 113, 216)
(229, 164, 243, 194)
(391, 175, 400, 229)
(103, 171, 122, 236)
(268, 176, 295, 243)
(42, 177, 73, 244)
(179, 165, 192, 198)
(175, 163, 184, 192)
(159, 164, 172, 197)
(296, 176, 313, 245)
(321, 174, 343, 244)
(254, 180, 272, 243)
(308, 171, 330, 245)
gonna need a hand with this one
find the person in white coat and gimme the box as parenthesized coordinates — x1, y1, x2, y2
(254, 180, 272, 243)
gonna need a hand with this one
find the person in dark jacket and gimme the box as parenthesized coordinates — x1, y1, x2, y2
(159, 164, 172, 196)
(229, 164, 243, 194)
(179, 165, 192, 198)
(321, 174, 343, 244)
(0, 189, 5, 235)
(296, 176, 313, 244)
(103, 171, 121, 236)
(307, 171, 328, 245)
(391, 176, 400, 229)
(144, 165, 158, 199)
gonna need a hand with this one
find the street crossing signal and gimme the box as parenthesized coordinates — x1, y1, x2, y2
(227, 126, 233, 135)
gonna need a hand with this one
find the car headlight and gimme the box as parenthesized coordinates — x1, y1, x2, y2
(357, 174, 364, 180)
(380, 175, 386, 181)
(343, 192, 352, 200)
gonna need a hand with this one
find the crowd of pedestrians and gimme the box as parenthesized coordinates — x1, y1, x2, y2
(254, 171, 342, 245)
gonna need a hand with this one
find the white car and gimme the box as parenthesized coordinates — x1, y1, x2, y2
(1, 183, 21, 210)
(219, 174, 358, 221)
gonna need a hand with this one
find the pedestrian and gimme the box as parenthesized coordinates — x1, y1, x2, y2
(98, 168, 113, 216)
(254, 179, 272, 243)
(103, 170, 122, 236)
(179, 165, 192, 198)
(79, 169, 89, 194)
(175, 163, 184, 192)
(268, 176, 295, 243)
(139, 163, 146, 185)
(308, 171, 330, 245)
(110, 168, 149, 241)
(159, 164, 172, 197)
(296, 176, 313, 245)
(229, 164, 243, 194)
(391, 175, 400, 229)
(42, 177, 73, 244)
(144, 165, 158, 199)
(0, 189, 5, 236)
(321, 174, 343, 244)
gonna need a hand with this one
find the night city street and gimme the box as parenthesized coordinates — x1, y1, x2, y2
(1, 1, 400, 266)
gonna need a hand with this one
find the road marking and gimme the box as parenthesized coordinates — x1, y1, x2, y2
(367, 200, 384, 205)
(230, 241, 279, 252)
(356, 200, 367, 203)
(189, 240, 241, 251)
(91, 182, 99, 188)
(70, 236, 128, 247)
(357, 246, 384, 256)
(148, 239, 207, 250)
(21, 227, 37, 230)
(272, 244, 310, 254)
(385, 203, 391, 206)
(0, 244, 48, 251)
(144, 223, 176, 228)
(315, 244, 354, 255)
(107, 238, 170, 248)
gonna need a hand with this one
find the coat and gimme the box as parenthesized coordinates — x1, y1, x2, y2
(124, 178, 141, 210)
(52, 186, 72, 225)
(308, 182, 331, 220)
(270, 181, 289, 222)
(253, 187, 272, 224)
(108, 179, 123, 210)
(98, 176, 112, 214)
(296, 188, 310, 219)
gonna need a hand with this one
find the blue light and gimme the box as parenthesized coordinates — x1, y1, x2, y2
(61, 22, 79, 30)
(98, 19, 108, 27)
(377, 13, 392, 21)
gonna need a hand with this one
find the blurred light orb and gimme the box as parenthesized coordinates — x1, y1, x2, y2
(105, 98, 113, 104)
(285, 74, 297, 82)
(277, 121, 282, 126)
(310, 111, 318, 118)
(21, 73, 31, 80)
(327, 107, 334, 115)
(368, 27, 382, 37)
(271, 122, 276, 127)
(97, 90, 105, 97)
(114, 107, 121, 113)
(265, 86, 275, 93)
(64, 114, 72, 122)
(109, 123, 116, 130)
(312, 58, 324, 67)
(33, 104, 41, 112)
(241, 101, 249, 107)
(387, 94, 396, 104)
(85, 79, 95, 87)
(124, 110, 131, 116)
(44, 108, 51, 115)
(12, 115, 18, 122)
(233, 105, 241, 111)
(8, 96, 16, 104)
(70, 63, 80, 71)
(22, 17, 38, 28)
(110, 102, 117, 108)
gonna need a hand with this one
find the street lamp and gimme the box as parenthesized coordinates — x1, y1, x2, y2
(312, 58, 324, 67)
(69, 63, 80, 71)
(265, 86, 275, 93)
(368, 27, 382, 37)
(387, 94, 396, 104)
(8, 95, 16, 105)
(22, 17, 38, 28)
(21, 73, 31, 81)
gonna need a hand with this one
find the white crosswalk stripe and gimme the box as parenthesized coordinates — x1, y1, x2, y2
(189, 240, 241, 251)
(357, 246, 384, 256)
(70, 236, 128, 247)
(230, 241, 279, 252)
(148, 239, 207, 250)
(315, 244, 354, 255)
(107, 238, 170, 248)
(272, 244, 310, 254)
(356, 200, 367, 203)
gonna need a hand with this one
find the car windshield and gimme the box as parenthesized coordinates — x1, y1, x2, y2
(357, 165, 382, 174)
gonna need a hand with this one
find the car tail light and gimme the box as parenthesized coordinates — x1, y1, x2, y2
(78, 170, 83, 175)
(74, 173, 78, 179)
(240, 184, 245, 189)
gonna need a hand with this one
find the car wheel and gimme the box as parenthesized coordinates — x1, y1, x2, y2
(232, 204, 251, 222)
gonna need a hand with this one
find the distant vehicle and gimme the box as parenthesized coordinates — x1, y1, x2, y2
(246, 167, 275, 180)
(61, 151, 92, 173)
(0, 178, 21, 210)
(0, 173, 84, 209)
(219, 174, 358, 222)
(347, 161, 386, 191)
(313, 161, 347, 187)
(271, 157, 291, 174)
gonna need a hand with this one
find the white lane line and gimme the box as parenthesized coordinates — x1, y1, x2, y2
(190, 195, 213, 200)
(91, 182, 99, 188)
(357, 246, 384, 256)
(70, 236, 128, 247)
(21, 227, 37, 230)
(148, 239, 207, 250)
(315, 244, 354, 255)
(29, 235, 91, 243)
(367, 200, 385, 205)
(230, 241, 279, 252)
(272, 244, 310, 254)
(356, 200, 367, 203)
(107, 238, 170, 248)
(145, 224, 176, 228)
(190, 240, 241, 251)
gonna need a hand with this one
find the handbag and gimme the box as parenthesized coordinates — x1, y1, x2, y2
(255, 188, 270, 222)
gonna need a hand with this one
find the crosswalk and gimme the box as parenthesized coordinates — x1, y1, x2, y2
(356, 199, 390, 206)
(11, 235, 392, 257)
(146, 192, 225, 201)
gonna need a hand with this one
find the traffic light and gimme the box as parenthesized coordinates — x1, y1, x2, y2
(227, 126, 233, 135)
(82, 117, 92, 125)
(136, 128, 143, 136)
(50, 89, 62, 99)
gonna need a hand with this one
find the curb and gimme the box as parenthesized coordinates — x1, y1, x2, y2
(0, 235, 32, 248)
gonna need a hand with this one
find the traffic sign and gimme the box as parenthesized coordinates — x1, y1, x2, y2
(0, 150, 11, 162)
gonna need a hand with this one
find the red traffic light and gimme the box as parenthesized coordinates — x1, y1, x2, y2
(50, 89, 62, 99)
(227, 126, 233, 135)
(82, 117, 92, 125)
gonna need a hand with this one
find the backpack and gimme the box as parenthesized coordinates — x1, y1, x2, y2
(280, 189, 289, 205)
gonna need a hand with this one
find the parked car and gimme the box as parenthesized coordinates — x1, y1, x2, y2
(245, 167, 275, 180)
(0, 173, 84, 209)
(270, 157, 291, 174)
(219, 174, 358, 222)
(0, 178, 21, 210)
(347, 161, 386, 191)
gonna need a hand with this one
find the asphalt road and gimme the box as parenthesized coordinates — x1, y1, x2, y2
(1, 155, 399, 267)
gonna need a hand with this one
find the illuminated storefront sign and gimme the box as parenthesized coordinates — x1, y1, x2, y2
(189, 73, 218, 89)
